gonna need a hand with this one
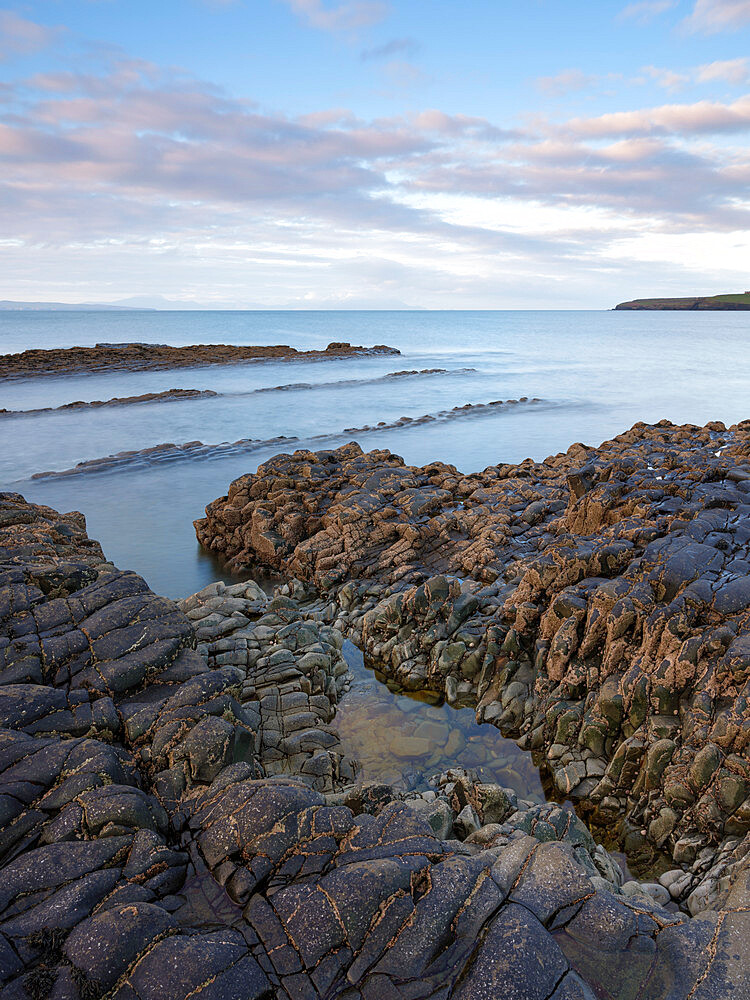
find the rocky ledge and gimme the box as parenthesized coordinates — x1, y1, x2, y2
(196, 420, 750, 884)
(0, 432, 748, 997)
(1, 388, 218, 418)
(0, 341, 400, 380)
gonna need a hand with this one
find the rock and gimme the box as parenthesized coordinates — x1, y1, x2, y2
(193, 420, 750, 874)
(403, 797, 454, 839)
(454, 803, 481, 839)
(4, 451, 750, 995)
(0, 341, 400, 379)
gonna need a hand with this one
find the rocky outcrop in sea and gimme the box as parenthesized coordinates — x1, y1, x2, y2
(1, 418, 750, 996)
(0, 341, 400, 380)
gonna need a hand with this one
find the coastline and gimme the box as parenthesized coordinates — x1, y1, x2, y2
(195, 418, 750, 879)
(2, 416, 750, 995)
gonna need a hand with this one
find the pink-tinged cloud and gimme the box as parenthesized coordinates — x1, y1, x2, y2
(0, 10, 63, 60)
(280, 0, 388, 32)
(566, 94, 750, 136)
(683, 0, 750, 33)
(2, 46, 750, 278)
(644, 58, 750, 90)
(643, 66, 688, 91)
(619, 0, 677, 23)
(535, 69, 594, 96)
(696, 58, 750, 84)
(410, 109, 517, 140)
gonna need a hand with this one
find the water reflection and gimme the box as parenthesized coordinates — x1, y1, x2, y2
(333, 640, 546, 801)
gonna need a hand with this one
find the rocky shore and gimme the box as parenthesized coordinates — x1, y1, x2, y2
(195, 420, 750, 890)
(1, 418, 750, 996)
(0, 341, 400, 380)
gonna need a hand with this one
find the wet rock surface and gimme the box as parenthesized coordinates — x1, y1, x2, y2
(1, 388, 218, 418)
(0, 341, 400, 380)
(196, 422, 750, 878)
(2, 484, 750, 997)
(31, 435, 301, 480)
(28, 397, 544, 480)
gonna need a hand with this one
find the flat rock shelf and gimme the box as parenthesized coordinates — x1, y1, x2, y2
(0, 340, 400, 379)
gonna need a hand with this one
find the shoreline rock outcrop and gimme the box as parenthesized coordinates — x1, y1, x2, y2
(3, 472, 750, 996)
(0, 341, 400, 380)
(195, 420, 750, 887)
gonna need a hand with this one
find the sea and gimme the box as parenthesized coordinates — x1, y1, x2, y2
(2, 309, 749, 599)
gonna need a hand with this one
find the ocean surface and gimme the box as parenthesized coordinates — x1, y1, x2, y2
(3, 309, 750, 598)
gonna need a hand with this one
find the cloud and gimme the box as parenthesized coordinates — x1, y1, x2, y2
(0, 10, 63, 60)
(683, 0, 750, 33)
(360, 37, 418, 60)
(619, 0, 677, 23)
(4, 26, 750, 307)
(536, 69, 594, 96)
(565, 94, 750, 136)
(643, 66, 689, 91)
(697, 57, 750, 83)
(280, 0, 388, 33)
(644, 58, 750, 90)
(410, 109, 518, 141)
(380, 59, 429, 89)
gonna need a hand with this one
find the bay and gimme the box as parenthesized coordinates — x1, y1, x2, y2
(2, 308, 748, 597)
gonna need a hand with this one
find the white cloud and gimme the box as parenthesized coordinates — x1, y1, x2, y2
(0, 10, 62, 60)
(619, 0, 677, 23)
(535, 69, 594, 96)
(697, 57, 750, 83)
(683, 0, 750, 33)
(280, 0, 388, 33)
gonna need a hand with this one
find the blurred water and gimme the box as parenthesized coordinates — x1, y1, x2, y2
(2, 309, 749, 596)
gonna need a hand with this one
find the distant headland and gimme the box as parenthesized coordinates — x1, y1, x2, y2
(615, 292, 750, 310)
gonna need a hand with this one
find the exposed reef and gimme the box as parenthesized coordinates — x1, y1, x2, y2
(1, 388, 218, 418)
(3, 490, 750, 997)
(29, 397, 543, 479)
(0, 340, 400, 380)
(615, 294, 750, 310)
(30, 436, 301, 479)
(4, 369, 477, 420)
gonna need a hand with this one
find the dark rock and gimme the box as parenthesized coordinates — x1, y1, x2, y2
(2, 485, 750, 996)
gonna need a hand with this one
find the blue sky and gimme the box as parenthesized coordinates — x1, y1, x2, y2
(1, 0, 750, 307)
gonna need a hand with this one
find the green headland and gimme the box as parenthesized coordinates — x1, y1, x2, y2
(615, 292, 750, 310)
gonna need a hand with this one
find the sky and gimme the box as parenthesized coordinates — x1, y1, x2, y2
(1, 0, 750, 308)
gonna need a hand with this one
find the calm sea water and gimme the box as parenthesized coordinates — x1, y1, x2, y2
(2, 309, 749, 597)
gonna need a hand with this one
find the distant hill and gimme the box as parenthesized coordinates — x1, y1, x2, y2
(0, 300, 153, 311)
(615, 292, 750, 310)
